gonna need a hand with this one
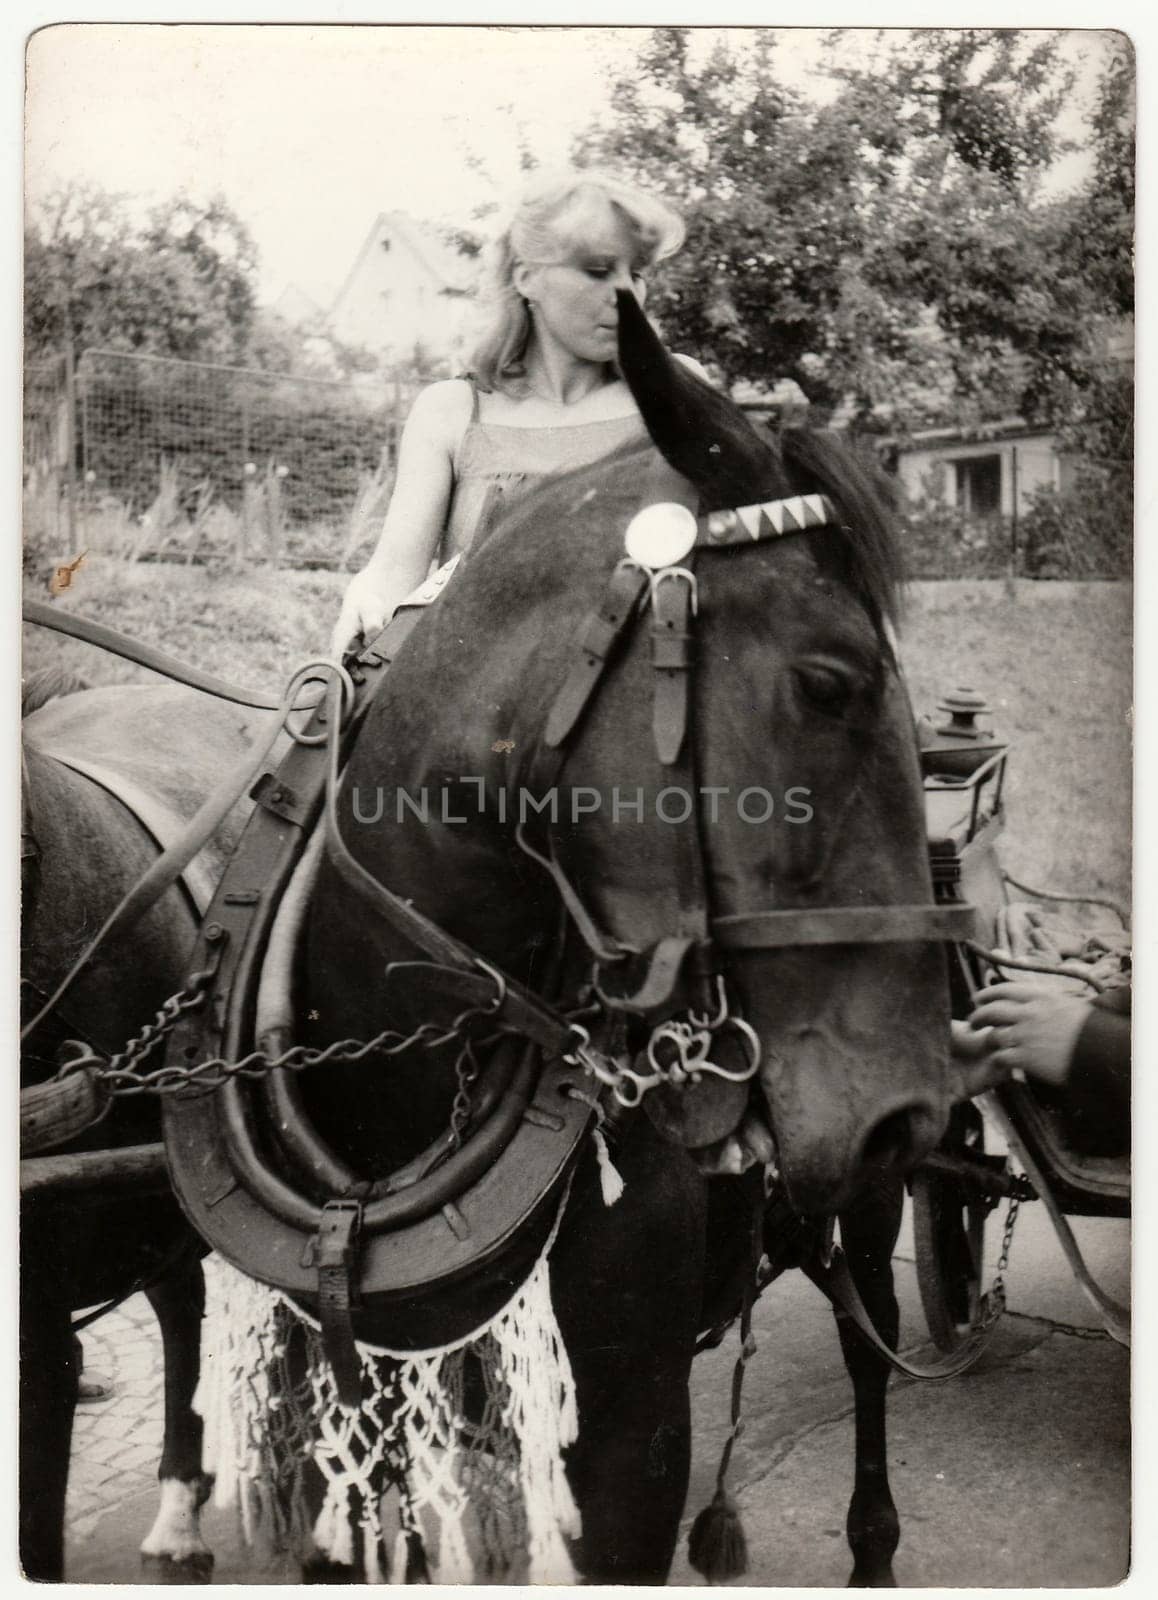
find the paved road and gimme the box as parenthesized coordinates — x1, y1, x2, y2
(65, 1190, 1129, 1586)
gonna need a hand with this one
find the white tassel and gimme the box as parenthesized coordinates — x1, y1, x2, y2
(592, 1125, 625, 1206)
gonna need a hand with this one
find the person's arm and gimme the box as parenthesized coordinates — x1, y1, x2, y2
(330, 380, 471, 656)
(1063, 985, 1131, 1136)
(951, 979, 1131, 1149)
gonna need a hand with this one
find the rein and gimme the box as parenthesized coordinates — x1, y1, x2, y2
(23, 598, 304, 711)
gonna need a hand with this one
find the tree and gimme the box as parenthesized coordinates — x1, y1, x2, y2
(576, 29, 1129, 435)
(24, 183, 260, 363)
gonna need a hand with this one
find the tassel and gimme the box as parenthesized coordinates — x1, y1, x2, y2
(688, 1487, 748, 1582)
(404, 1528, 430, 1583)
(592, 1125, 625, 1206)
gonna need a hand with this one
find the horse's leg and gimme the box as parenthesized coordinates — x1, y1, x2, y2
(140, 1256, 215, 1581)
(835, 1177, 905, 1588)
(550, 1126, 708, 1585)
(19, 1239, 78, 1580)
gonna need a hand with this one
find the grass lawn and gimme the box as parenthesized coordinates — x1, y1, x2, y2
(23, 558, 1132, 904)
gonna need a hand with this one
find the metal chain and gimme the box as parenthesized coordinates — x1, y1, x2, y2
(448, 1036, 484, 1149)
(981, 1190, 1023, 1328)
(54, 975, 511, 1101)
(1003, 1309, 1115, 1343)
(54, 968, 217, 1084)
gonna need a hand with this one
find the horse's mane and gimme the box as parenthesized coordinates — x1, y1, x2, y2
(22, 667, 90, 718)
(779, 426, 906, 635)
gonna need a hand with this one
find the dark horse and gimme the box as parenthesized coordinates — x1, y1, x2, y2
(20, 682, 262, 1580)
(295, 292, 953, 1583)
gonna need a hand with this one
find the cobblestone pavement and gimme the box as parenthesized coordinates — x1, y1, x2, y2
(69, 1294, 167, 1545)
(61, 1206, 1130, 1586)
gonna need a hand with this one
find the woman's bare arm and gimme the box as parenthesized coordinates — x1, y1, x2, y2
(330, 380, 471, 655)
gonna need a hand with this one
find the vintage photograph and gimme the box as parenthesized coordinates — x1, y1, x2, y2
(20, 21, 1132, 1585)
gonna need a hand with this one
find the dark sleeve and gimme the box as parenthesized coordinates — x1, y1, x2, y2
(1062, 986, 1131, 1154)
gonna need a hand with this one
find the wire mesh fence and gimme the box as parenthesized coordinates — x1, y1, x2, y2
(24, 347, 419, 571)
(23, 352, 74, 556)
(23, 346, 1131, 580)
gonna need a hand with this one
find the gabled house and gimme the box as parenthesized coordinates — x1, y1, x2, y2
(325, 212, 478, 368)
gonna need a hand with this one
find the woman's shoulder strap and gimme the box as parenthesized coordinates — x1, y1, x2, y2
(454, 371, 481, 424)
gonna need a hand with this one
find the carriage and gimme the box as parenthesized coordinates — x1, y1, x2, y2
(912, 686, 1130, 1355)
(20, 294, 1130, 1582)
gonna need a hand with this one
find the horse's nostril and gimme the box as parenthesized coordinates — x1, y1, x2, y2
(861, 1108, 918, 1172)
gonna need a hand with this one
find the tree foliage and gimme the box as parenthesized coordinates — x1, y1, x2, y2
(24, 184, 260, 364)
(576, 29, 1133, 436)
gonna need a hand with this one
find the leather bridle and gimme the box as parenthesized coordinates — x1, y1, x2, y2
(499, 492, 979, 1109)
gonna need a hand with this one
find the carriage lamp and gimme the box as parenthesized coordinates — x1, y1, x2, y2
(935, 686, 994, 741)
(921, 685, 1007, 781)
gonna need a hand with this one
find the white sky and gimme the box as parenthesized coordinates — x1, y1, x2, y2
(23, 23, 1115, 308)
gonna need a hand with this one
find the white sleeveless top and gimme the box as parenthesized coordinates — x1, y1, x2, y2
(440, 385, 649, 561)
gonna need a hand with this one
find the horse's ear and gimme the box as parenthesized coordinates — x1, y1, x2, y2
(616, 290, 787, 512)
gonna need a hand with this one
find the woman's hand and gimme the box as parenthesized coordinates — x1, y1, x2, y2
(328, 379, 469, 658)
(330, 568, 394, 659)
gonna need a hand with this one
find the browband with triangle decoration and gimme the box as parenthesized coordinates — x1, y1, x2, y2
(699, 493, 839, 547)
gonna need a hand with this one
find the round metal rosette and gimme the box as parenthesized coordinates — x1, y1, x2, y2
(624, 502, 698, 570)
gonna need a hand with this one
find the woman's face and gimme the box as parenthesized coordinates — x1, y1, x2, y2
(516, 194, 651, 366)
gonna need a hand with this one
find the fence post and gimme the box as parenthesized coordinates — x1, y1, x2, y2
(63, 339, 78, 552)
(241, 375, 251, 465)
(1010, 445, 1019, 580)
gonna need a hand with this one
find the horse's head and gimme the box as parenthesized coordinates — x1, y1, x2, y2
(599, 292, 950, 1209)
(320, 298, 950, 1213)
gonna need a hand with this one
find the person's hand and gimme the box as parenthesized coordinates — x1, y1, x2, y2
(330, 569, 393, 659)
(965, 980, 1091, 1087)
(948, 1018, 1012, 1100)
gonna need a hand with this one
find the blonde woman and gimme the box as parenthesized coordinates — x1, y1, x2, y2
(331, 169, 704, 656)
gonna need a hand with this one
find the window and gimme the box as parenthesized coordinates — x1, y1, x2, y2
(954, 454, 1002, 517)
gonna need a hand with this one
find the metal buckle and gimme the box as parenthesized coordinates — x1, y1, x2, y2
(649, 565, 699, 616)
(315, 1198, 363, 1278)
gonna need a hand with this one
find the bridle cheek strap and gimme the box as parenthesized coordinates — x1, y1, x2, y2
(651, 569, 695, 766)
(544, 562, 648, 751)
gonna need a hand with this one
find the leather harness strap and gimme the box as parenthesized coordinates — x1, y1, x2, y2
(543, 562, 649, 751)
(805, 1246, 1003, 1381)
(650, 570, 695, 767)
(24, 747, 220, 915)
(715, 904, 982, 948)
(315, 1200, 365, 1406)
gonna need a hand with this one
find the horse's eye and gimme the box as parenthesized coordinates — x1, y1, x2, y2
(793, 663, 855, 714)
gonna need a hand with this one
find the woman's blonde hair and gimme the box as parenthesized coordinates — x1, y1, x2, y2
(468, 168, 686, 395)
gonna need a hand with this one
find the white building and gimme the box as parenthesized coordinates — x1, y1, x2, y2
(325, 212, 478, 368)
(894, 419, 1066, 520)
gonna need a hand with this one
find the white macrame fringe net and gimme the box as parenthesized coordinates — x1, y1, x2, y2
(195, 1233, 581, 1583)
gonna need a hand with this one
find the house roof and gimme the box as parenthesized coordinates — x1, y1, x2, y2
(328, 211, 477, 322)
(893, 416, 1052, 453)
(270, 283, 327, 327)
